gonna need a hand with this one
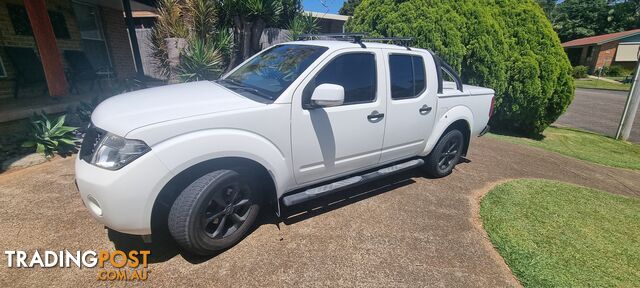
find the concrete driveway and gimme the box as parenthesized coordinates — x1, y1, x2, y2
(555, 88, 639, 142)
(1, 137, 639, 287)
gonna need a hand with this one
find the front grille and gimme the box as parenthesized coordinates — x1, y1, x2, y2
(79, 124, 104, 162)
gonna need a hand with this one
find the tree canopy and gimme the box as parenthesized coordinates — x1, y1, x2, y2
(552, 0, 610, 42)
(347, 0, 574, 135)
(339, 0, 361, 16)
(550, 0, 640, 42)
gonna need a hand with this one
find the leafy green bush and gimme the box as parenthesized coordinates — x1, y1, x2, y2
(347, 0, 574, 135)
(572, 66, 588, 79)
(73, 96, 102, 124)
(605, 65, 632, 77)
(22, 112, 78, 158)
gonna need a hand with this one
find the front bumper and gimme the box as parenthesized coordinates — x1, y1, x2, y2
(75, 152, 173, 235)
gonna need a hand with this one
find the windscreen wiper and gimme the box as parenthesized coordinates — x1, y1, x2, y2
(216, 79, 269, 98)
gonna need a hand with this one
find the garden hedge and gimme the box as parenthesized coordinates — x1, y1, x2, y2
(347, 0, 574, 135)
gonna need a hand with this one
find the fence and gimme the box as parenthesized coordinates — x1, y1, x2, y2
(260, 28, 291, 48)
(135, 28, 166, 80)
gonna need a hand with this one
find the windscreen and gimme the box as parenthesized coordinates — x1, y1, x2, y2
(222, 44, 329, 101)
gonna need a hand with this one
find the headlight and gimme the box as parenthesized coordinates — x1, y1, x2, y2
(90, 133, 150, 170)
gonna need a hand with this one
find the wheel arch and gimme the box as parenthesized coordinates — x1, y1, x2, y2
(423, 106, 473, 157)
(150, 157, 277, 236)
(443, 120, 471, 156)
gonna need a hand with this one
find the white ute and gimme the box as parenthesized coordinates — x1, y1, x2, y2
(76, 39, 494, 255)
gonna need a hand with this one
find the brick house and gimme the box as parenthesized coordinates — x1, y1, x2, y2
(563, 29, 640, 73)
(0, 0, 154, 100)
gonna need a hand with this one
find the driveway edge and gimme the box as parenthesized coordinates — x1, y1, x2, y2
(468, 178, 522, 288)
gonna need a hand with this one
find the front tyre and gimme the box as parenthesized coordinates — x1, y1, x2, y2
(423, 129, 464, 178)
(168, 169, 260, 255)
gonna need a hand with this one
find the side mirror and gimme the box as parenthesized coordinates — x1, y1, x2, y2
(310, 84, 345, 108)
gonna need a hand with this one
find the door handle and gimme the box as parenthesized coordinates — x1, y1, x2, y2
(367, 110, 385, 121)
(419, 105, 432, 114)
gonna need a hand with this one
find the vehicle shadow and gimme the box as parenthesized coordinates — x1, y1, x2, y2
(107, 162, 469, 265)
(280, 169, 420, 225)
(108, 203, 283, 265)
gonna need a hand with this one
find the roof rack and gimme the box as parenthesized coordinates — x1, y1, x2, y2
(297, 33, 367, 42)
(296, 33, 413, 49)
(362, 37, 413, 49)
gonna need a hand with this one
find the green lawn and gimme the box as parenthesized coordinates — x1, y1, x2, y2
(489, 127, 640, 170)
(480, 179, 640, 287)
(574, 78, 631, 91)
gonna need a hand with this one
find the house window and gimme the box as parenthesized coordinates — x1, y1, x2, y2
(586, 46, 594, 58)
(7, 4, 32, 36)
(6, 4, 71, 39)
(0, 56, 6, 78)
(48, 10, 71, 39)
(72, 2, 112, 70)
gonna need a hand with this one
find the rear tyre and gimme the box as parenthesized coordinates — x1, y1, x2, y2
(168, 169, 260, 255)
(423, 129, 464, 178)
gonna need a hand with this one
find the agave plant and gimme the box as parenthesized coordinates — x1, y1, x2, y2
(287, 12, 318, 41)
(151, 0, 233, 81)
(22, 112, 78, 158)
(178, 38, 225, 82)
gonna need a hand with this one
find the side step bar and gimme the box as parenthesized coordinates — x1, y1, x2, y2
(282, 159, 424, 206)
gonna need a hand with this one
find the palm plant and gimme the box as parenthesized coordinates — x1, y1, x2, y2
(219, 0, 284, 67)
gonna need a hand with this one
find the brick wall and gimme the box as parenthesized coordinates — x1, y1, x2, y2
(100, 6, 136, 80)
(594, 41, 619, 69)
(0, 0, 81, 99)
(0, 0, 138, 99)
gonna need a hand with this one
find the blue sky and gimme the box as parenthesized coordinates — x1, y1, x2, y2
(302, 0, 347, 14)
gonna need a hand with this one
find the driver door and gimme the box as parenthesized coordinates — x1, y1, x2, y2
(291, 49, 387, 185)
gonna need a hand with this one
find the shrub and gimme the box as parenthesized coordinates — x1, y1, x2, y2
(573, 66, 588, 79)
(74, 96, 102, 124)
(347, 0, 574, 135)
(605, 65, 632, 77)
(22, 112, 78, 158)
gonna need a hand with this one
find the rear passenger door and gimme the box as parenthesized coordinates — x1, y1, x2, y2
(380, 51, 438, 163)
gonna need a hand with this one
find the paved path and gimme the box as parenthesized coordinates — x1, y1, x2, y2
(555, 88, 639, 142)
(1, 138, 639, 287)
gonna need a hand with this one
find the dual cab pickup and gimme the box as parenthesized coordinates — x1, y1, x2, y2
(75, 40, 494, 255)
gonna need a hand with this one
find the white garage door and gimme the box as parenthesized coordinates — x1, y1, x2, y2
(616, 43, 640, 62)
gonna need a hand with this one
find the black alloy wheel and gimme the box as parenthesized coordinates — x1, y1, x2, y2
(202, 182, 252, 239)
(169, 169, 261, 255)
(423, 129, 464, 178)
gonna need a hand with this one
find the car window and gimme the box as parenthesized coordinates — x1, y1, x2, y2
(225, 44, 328, 101)
(304, 53, 377, 106)
(389, 54, 426, 99)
